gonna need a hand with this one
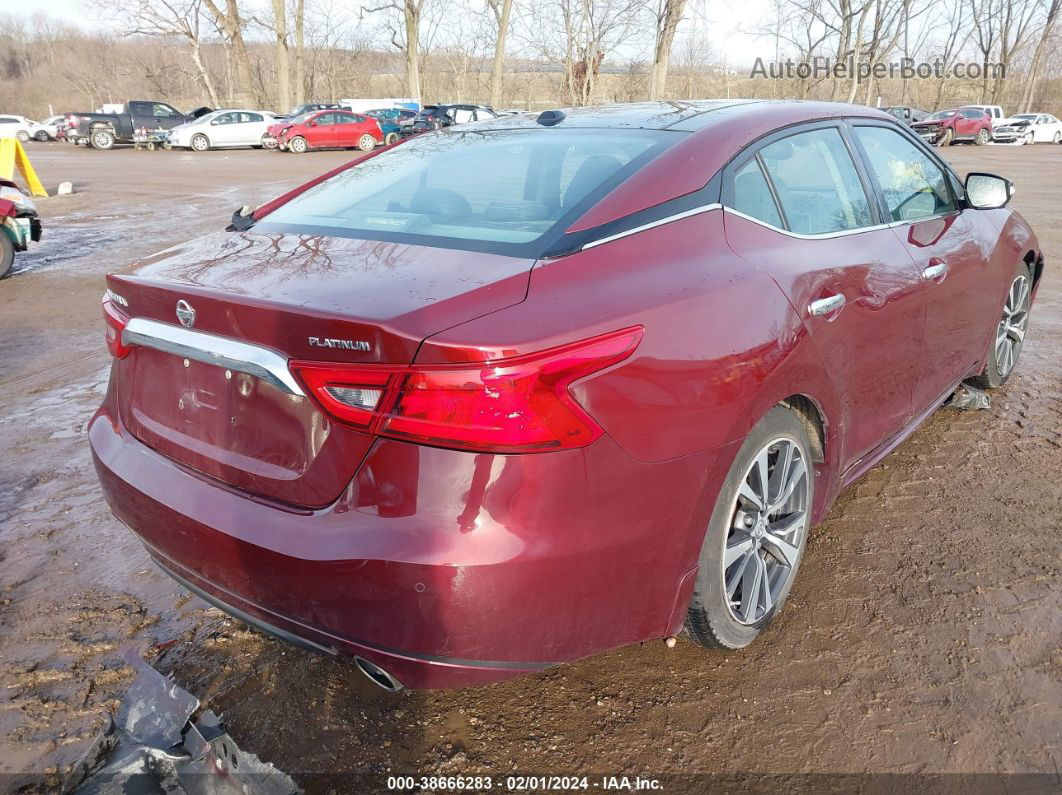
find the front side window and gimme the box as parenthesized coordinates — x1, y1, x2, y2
(758, 128, 873, 235)
(213, 112, 236, 125)
(731, 158, 783, 228)
(260, 129, 668, 255)
(854, 126, 956, 222)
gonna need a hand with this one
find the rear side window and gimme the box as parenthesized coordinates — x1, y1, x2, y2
(758, 128, 873, 235)
(731, 158, 783, 228)
(260, 129, 668, 255)
(853, 126, 955, 221)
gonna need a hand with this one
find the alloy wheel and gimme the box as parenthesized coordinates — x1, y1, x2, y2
(995, 275, 1031, 378)
(723, 437, 809, 625)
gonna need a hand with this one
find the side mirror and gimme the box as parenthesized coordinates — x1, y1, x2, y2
(965, 173, 1014, 209)
(306, 120, 316, 127)
(210, 119, 221, 125)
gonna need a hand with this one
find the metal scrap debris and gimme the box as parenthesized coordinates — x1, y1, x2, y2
(68, 649, 299, 794)
(946, 383, 991, 411)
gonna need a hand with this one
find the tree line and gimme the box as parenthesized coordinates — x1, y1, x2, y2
(1, 0, 1059, 118)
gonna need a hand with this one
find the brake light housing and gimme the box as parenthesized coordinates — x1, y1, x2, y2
(291, 327, 643, 453)
(102, 297, 132, 359)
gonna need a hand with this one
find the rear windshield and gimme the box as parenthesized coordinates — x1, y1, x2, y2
(258, 128, 670, 256)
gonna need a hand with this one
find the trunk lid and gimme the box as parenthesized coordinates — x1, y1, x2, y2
(108, 230, 534, 508)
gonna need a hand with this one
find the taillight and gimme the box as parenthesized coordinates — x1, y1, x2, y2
(291, 327, 643, 453)
(102, 298, 132, 359)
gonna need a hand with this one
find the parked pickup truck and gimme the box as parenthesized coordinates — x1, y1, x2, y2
(70, 102, 213, 150)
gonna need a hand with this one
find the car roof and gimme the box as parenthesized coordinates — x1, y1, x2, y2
(465, 100, 895, 133)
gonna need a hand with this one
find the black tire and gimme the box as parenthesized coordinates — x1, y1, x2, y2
(1054, 131, 1061, 144)
(0, 232, 13, 279)
(34, 130, 49, 142)
(967, 262, 1033, 390)
(975, 127, 990, 146)
(936, 128, 953, 147)
(190, 133, 210, 152)
(288, 136, 307, 153)
(686, 406, 814, 650)
(90, 129, 115, 150)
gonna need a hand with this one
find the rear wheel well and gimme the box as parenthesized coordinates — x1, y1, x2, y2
(779, 395, 825, 464)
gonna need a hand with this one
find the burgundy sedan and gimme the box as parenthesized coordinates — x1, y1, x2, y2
(91, 101, 1042, 690)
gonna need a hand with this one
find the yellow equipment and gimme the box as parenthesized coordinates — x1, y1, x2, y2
(0, 137, 47, 198)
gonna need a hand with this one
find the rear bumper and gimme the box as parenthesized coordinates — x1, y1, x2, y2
(89, 405, 720, 688)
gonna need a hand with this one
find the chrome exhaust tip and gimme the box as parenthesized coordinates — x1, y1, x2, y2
(354, 656, 404, 692)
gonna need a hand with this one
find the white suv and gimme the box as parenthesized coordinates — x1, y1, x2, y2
(0, 115, 38, 142)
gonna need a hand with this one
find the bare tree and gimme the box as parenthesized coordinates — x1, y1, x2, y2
(968, 0, 1039, 102)
(93, 0, 221, 107)
(294, 0, 306, 104)
(203, 0, 262, 105)
(269, 0, 292, 110)
(525, 0, 648, 105)
(487, 0, 515, 108)
(365, 0, 430, 104)
(648, 0, 686, 99)
(1019, 0, 1060, 111)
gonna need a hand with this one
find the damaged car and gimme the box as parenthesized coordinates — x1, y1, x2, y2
(90, 101, 1043, 690)
(992, 113, 1062, 145)
(0, 180, 42, 278)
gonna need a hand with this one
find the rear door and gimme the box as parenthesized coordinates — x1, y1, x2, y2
(723, 122, 926, 473)
(239, 112, 266, 144)
(850, 122, 995, 414)
(333, 112, 361, 146)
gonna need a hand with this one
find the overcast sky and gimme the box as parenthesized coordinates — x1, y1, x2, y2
(27, 0, 774, 67)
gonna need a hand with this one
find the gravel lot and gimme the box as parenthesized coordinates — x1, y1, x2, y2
(0, 141, 1059, 792)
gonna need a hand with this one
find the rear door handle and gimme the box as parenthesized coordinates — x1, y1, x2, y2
(808, 293, 846, 317)
(923, 260, 948, 280)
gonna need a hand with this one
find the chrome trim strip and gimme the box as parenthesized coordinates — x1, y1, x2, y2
(122, 318, 305, 396)
(724, 207, 890, 239)
(580, 203, 722, 250)
(725, 206, 959, 239)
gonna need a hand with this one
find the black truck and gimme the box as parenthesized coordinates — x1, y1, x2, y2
(69, 101, 212, 150)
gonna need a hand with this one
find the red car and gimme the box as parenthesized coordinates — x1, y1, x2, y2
(911, 106, 993, 147)
(91, 101, 1042, 690)
(266, 109, 384, 153)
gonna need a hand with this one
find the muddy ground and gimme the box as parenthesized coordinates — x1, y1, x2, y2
(0, 140, 1058, 793)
